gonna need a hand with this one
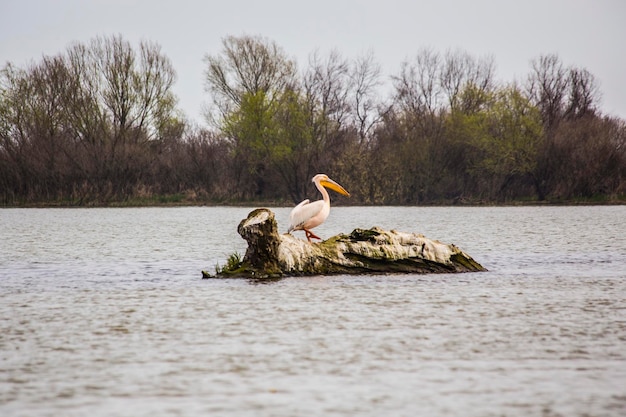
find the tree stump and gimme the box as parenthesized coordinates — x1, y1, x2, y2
(205, 208, 486, 278)
(237, 208, 282, 276)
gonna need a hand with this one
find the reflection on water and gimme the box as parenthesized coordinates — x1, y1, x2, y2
(1, 206, 626, 416)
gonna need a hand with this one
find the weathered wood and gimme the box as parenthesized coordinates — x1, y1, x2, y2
(205, 208, 486, 278)
(237, 208, 282, 275)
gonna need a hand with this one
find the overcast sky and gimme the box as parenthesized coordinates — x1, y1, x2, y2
(1, 0, 624, 123)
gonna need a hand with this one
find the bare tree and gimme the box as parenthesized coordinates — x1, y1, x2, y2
(303, 49, 350, 143)
(204, 35, 297, 124)
(91, 35, 136, 143)
(393, 48, 443, 116)
(349, 50, 389, 142)
(564, 67, 600, 120)
(393, 48, 494, 117)
(440, 49, 495, 113)
(90, 35, 177, 144)
(135, 41, 178, 138)
(301, 50, 355, 189)
(527, 54, 568, 129)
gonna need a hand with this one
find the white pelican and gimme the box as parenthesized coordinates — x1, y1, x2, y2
(288, 174, 350, 242)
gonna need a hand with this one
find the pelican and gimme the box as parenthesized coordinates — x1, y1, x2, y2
(288, 174, 350, 242)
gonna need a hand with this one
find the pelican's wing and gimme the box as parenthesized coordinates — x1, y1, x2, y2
(288, 199, 324, 232)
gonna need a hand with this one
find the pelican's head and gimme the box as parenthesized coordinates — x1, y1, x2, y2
(312, 174, 350, 197)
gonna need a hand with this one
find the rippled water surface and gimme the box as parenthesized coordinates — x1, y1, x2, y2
(1, 206, 626, 416)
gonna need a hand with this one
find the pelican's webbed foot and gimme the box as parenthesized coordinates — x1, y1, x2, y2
(304, 229, 321, 242)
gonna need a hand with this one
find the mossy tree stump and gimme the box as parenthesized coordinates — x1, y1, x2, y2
(205, 208, 486, 279)
(237, 208, 282, 276)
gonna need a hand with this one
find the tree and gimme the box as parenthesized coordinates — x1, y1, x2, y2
(270, 89, 317, 202)
(526, 54, 604, 199)
(204, 35, 297, 123)
(0, 35, 181, 203)
(349, 50, 388, 143)
(302, 49, 351, 172)
(303, 50, 350, 129)
(0, 57, 77, 200)
(204, 35, 299, 199)
(473, 86, 543, 199)
(527, 54, 568, 131)
(383, 49, 497, 203)
(392, 48, 495, 121)
(222, 90, 279, 198)
(89, 35, 177, 144)
(564, 67, 599, 120)
(393, 48, 443, 118)
(440, 49, 496, 113)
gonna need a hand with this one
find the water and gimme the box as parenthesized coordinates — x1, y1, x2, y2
(1, 206, 625, 416)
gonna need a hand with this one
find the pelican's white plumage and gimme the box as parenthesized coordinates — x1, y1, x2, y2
(288, 174, 350, 242)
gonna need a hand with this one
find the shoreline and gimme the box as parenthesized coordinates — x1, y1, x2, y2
(2, 196, 625, 209)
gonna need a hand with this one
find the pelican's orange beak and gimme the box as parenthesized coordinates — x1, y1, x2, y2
(321, 178, 350, 197)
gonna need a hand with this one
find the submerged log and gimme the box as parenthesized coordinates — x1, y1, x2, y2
(205, 208, 486, 279)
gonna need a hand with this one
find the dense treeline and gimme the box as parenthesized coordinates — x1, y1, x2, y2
(1, 34, 625, 206)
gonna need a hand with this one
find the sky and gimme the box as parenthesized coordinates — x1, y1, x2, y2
(1, 0, 625, 123)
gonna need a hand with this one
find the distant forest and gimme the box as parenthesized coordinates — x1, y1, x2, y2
(1, 34, 625, 206)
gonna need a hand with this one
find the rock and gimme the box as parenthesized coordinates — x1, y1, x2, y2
(206, 208, 486, 278)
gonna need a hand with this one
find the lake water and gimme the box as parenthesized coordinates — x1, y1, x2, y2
(1, 206, 625, 416)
